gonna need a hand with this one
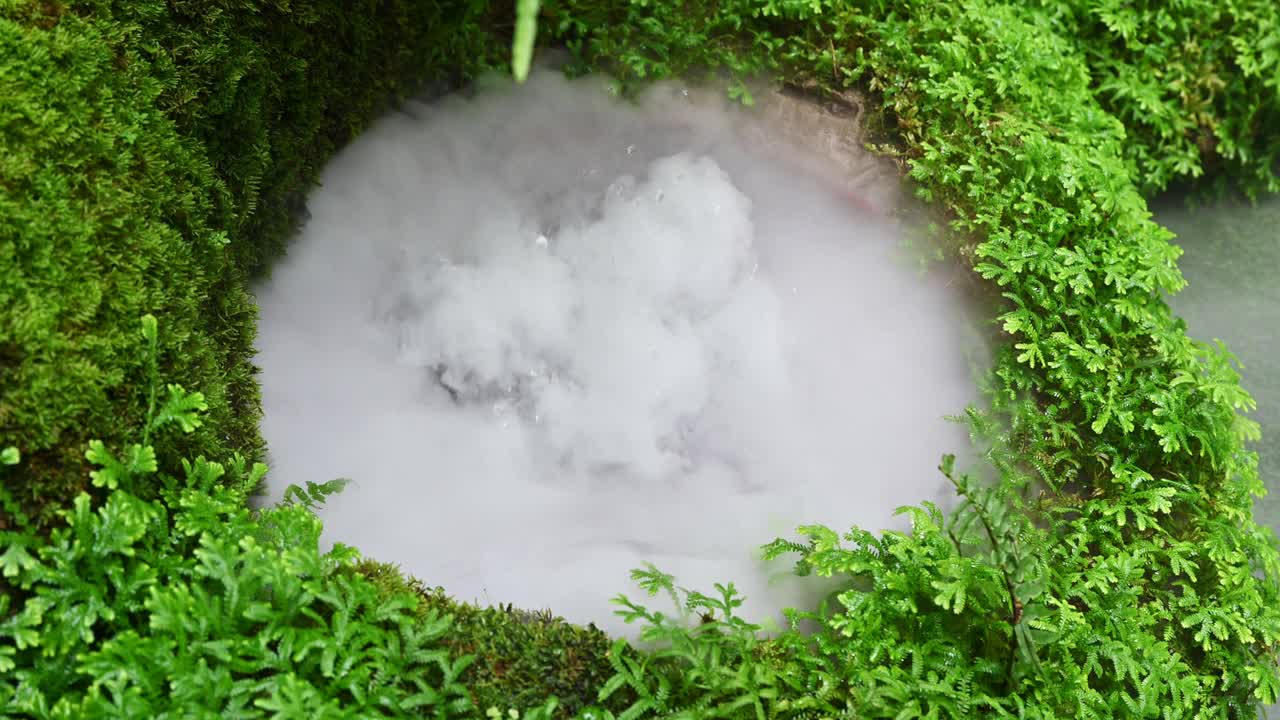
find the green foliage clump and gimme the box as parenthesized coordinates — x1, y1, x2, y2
(546, 0, 1280, 195)
(0, 0, 506, 529)
(575, 460, 1050, 719)
(1, 7, 255, 530)
(0, 320, 441, 716)
(1034, 0, 1280, 196)
(590, 567, 824, 720)
(577, 454, 1279, 719)
(355, 561, 620, 719)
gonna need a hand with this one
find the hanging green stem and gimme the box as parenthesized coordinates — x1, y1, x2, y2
(512, 0, 541, 83)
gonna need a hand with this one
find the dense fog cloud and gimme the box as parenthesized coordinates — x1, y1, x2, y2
(253, 69, 984, 634)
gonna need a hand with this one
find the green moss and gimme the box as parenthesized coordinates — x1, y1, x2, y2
(0, 0, 506, 528)
(354, 560, 626, 718)
(1, 9, 253, 528)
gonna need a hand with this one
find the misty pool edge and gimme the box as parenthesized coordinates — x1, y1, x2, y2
(250, 67, 994, 637)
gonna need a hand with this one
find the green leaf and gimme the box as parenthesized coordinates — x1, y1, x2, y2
(0, 541, 39, 579)
(86, 440, 126, 490)
(150, 385, 207, 434)
(931, 577, 967, 613)
(123, 444, 158, 477)
(140, 314, 158, 344)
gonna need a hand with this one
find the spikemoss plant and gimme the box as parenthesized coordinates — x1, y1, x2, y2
(354, 560, 621, 718)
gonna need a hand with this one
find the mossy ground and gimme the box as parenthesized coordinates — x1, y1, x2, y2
(1, 0, 506, 529)
(3, 0, 1280, 716)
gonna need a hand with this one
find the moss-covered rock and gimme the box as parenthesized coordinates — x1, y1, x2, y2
(0, 0, 506, 528)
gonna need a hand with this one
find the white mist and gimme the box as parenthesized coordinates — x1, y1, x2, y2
(253, 69, 984, 634)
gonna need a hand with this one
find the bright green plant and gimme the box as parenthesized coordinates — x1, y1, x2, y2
(590, 567, 811, 720)
(576, 457, 1046, 719)
(1032, 0, 1280, 197)
(580, 452, 1280, 718)
(0, 318, 479, 717)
